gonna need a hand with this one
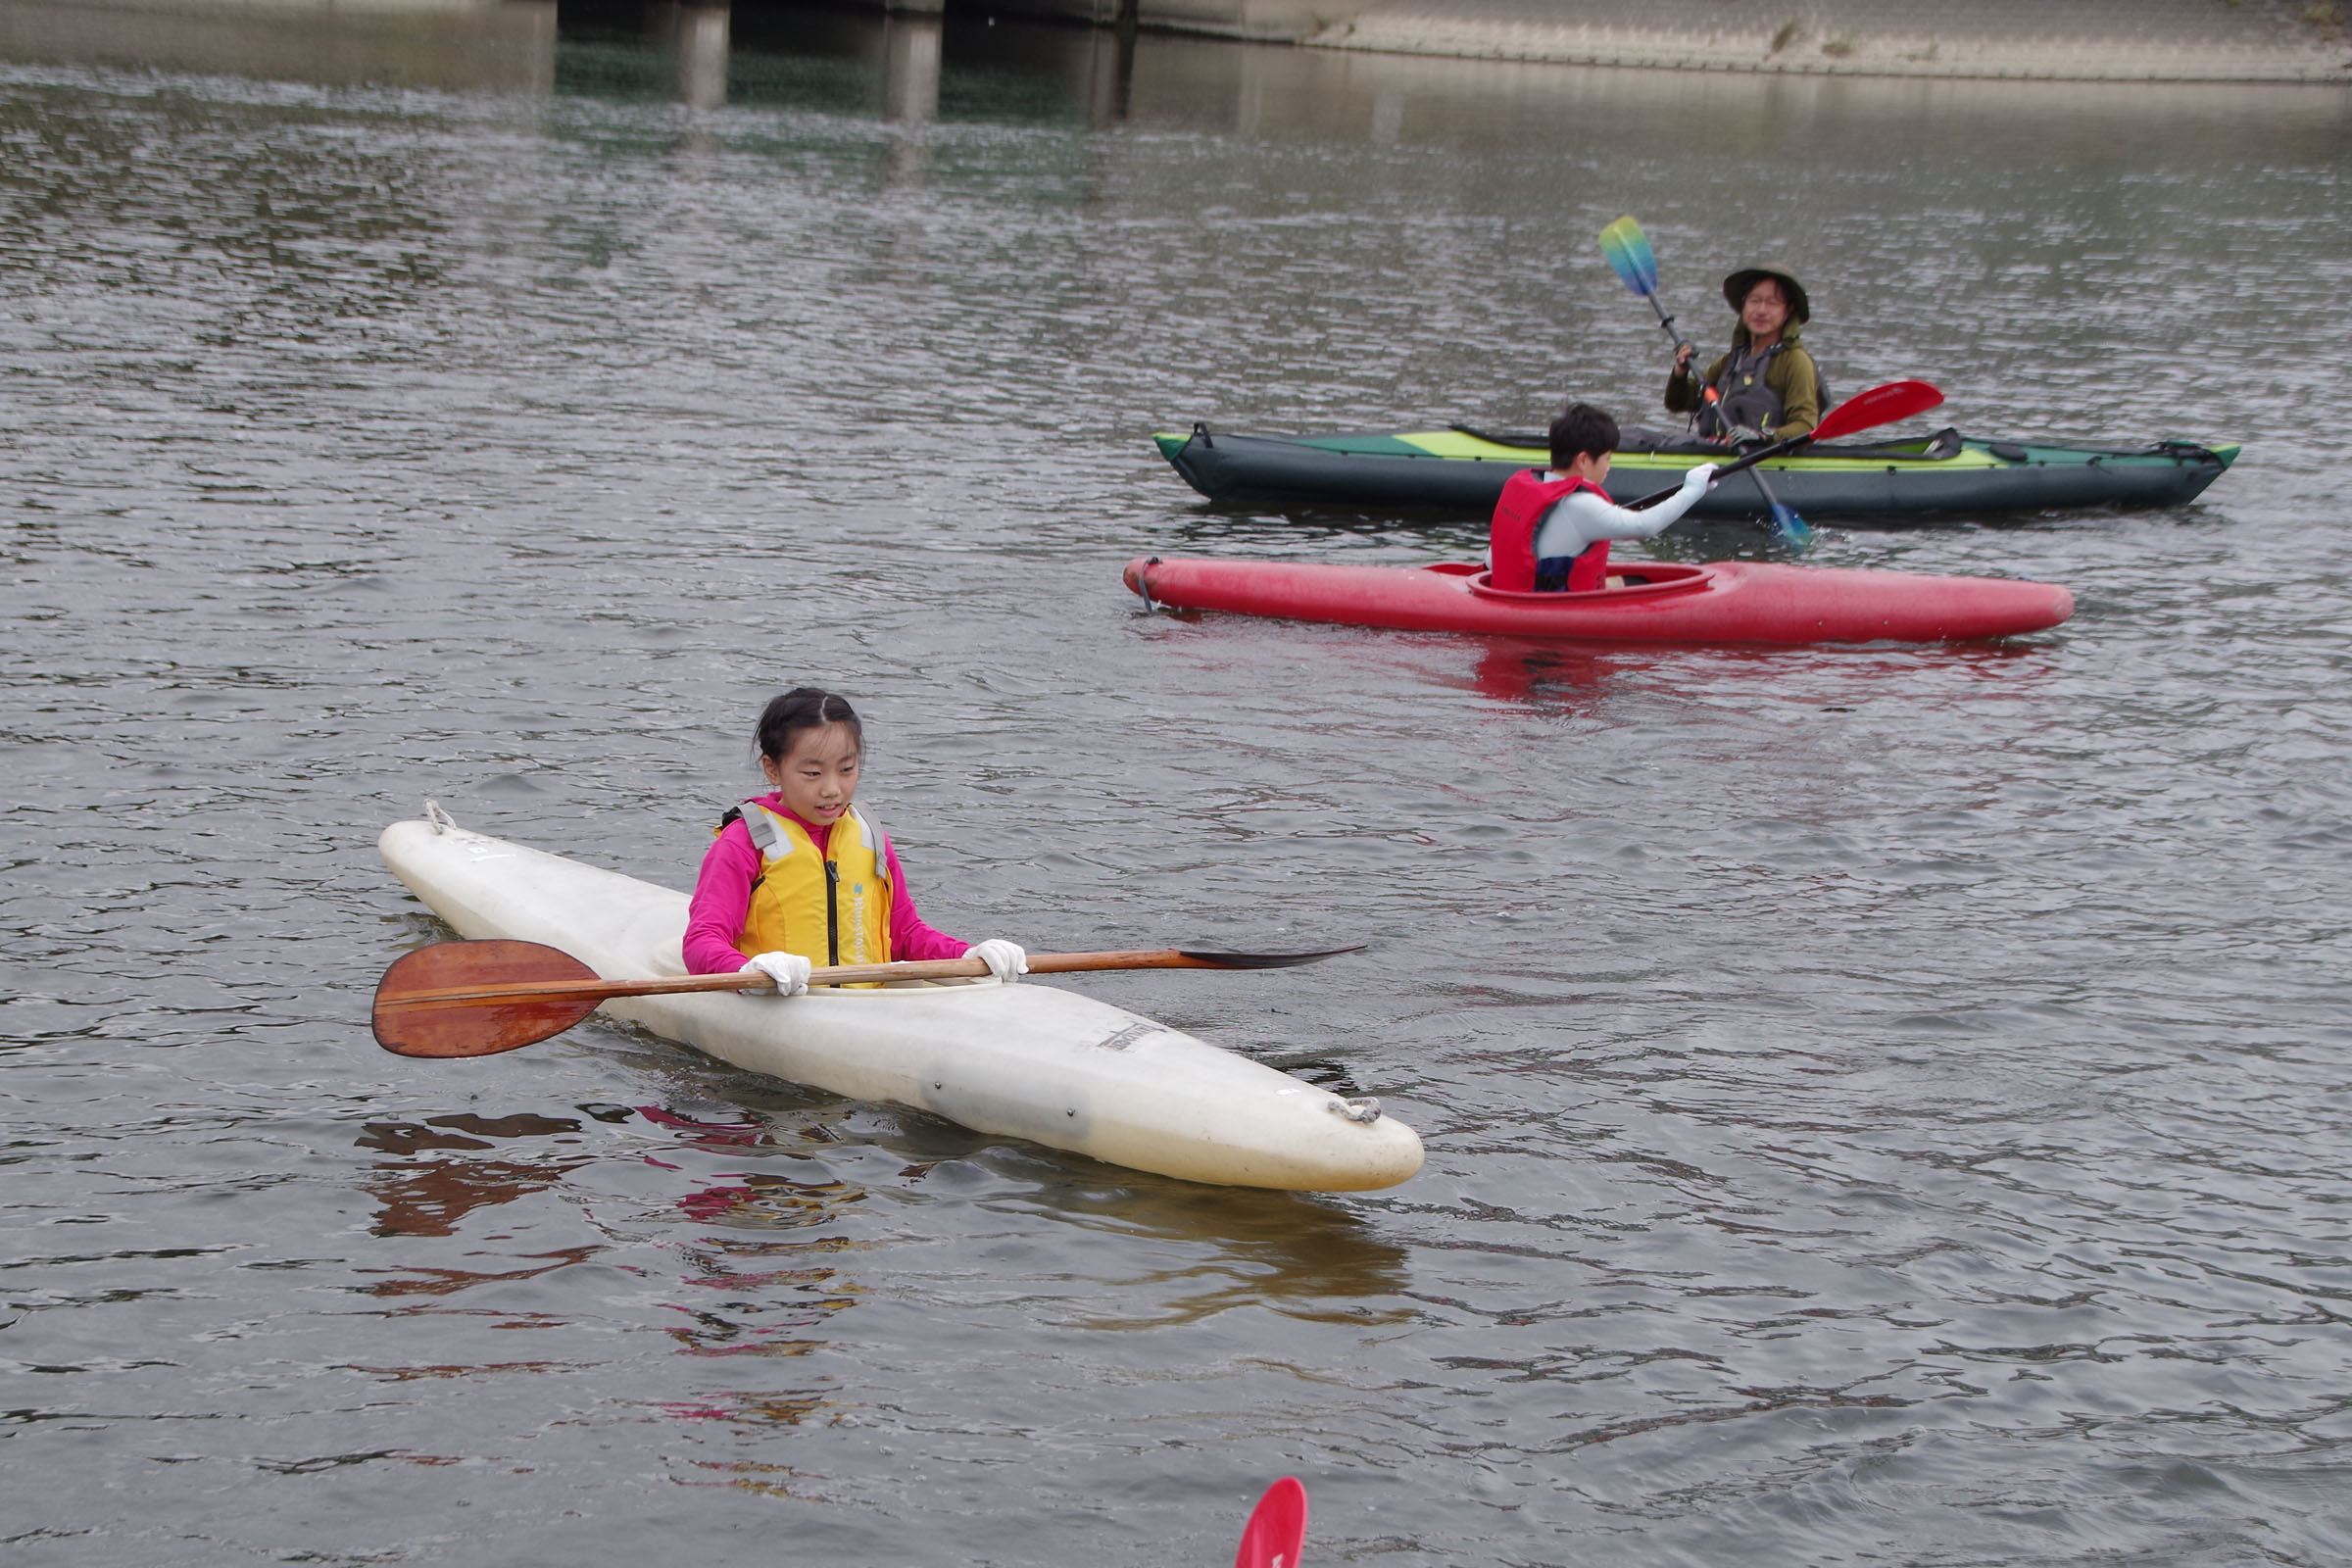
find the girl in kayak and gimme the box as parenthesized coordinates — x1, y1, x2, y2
(1666, 263, 1823, 441)
(1489, 403, 1717, 592)
(683, 687, 1028, 996)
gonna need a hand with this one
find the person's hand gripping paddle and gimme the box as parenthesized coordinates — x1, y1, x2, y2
(1599, 215, 1812, 550)
(1620, 378, 1946, 512)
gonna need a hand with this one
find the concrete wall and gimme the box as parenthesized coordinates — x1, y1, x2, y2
(1302, 0, 2351, 82)
(983, 0, 1380, 41)
(0, 0, 558, 91)
(991, 0, 2352, 81)
(11, 0, 2342, 86)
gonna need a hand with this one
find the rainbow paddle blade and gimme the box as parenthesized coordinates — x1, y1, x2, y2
(1769, 503, 1815, 554)
(1598, 215, 1658, 297)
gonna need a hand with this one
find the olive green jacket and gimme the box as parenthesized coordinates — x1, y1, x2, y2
(1664, 320, 1822, 439)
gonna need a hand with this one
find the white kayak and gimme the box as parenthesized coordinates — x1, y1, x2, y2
(377, 815, 1425, 1192)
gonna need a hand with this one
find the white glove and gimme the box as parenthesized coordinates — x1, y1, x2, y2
(964, 939, 1028, 984)
(1683, 462, 1720, 492)
(742, 952, 811, 997)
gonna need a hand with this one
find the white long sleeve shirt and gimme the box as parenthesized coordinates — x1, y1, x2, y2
(1527, 465, 1716, 564)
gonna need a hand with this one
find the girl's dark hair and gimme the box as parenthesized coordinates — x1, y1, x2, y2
(1549, 403, 1620, 471)
(755, 687, 861, 761)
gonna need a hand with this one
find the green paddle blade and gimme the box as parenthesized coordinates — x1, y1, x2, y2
(1598, 215, 1659, 296)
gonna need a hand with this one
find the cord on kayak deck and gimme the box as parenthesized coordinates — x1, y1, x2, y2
(424, 799, 458, 835)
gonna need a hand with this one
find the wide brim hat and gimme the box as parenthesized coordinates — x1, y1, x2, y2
(1722, 264, 1809, 323)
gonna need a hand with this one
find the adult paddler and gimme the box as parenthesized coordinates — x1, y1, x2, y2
(1665, 264, 1823, 442)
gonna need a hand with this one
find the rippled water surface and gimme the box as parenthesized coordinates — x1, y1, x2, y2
(6, 8, 2352, 1564)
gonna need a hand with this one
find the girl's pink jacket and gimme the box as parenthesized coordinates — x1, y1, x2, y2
(683, 796, 969, 974)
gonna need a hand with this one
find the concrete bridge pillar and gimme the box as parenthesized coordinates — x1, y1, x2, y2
(651, 1, 729, 110)
(883, 13, 943, 121)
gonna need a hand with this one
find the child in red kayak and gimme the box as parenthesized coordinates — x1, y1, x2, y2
(1489, 403, 1718, 592)
(683, 687, 1027, 995)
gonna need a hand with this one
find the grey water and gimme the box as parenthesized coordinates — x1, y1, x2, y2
(5, 6, 2351, 1563)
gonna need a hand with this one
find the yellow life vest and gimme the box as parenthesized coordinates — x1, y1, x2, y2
(725, 801, 894, 979)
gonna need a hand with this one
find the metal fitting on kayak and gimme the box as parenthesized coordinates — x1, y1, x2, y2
(1328, 1096, 1382, 1124)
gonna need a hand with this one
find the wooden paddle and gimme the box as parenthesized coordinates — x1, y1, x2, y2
(373, 938, 1366, 1059)
(1624, 378, 1944, 511)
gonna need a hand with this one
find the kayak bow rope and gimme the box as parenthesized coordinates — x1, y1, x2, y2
(1597, 214, 1811, 552)
(372, 938, 1366, 1059)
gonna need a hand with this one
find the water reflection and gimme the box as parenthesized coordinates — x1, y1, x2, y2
(636, 1102, 768, 1149)
(667, 1396, 830, 1432)
(673, 1168, 863, 1231)
(1038, 1180, 1412, 1325)
(360, 1243, 603, 1299)
(357, 1113, 590, 1238)
(1460, 634, 2057, 710)
(1468, 640, 1617, 707)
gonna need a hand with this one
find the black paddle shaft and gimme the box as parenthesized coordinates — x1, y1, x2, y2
(1624, 431, 1813, 512)
(1645, 292, 1693, 358)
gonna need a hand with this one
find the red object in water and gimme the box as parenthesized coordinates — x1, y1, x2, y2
(1127, 556, 2071, 646)
(1234, 1477, 1308, 1568)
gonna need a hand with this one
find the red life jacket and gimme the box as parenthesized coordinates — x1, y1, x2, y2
(1489, 468, 1612, 593)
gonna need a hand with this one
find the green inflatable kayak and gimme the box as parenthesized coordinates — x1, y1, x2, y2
(1154, 422, 2237, 518)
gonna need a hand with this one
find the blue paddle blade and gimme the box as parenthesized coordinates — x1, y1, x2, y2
(1769, 504, 1814, 554)
(1598, 216, 1658, 297)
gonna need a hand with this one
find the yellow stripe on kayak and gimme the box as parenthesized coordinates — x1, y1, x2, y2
(1393, 431, 2007, 471)
(1396, 430, 1543, 460)
(1610, 451, 2004, 473)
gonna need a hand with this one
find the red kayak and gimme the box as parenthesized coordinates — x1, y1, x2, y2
(1124, 557, 2071, 645)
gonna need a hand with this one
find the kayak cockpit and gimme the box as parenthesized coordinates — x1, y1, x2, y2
(1429, 562, 1716, 603)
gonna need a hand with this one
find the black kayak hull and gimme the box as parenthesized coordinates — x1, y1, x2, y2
(1156, 425, 2237, 519)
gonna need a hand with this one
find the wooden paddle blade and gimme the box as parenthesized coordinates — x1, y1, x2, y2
(1174, 944, 1367, 969)
(1810, 377, 1942, 443)
(373, 939, 605, 1058)
(370, 939, 1362, 1057)
(1234, 1477, 1308, 1568)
